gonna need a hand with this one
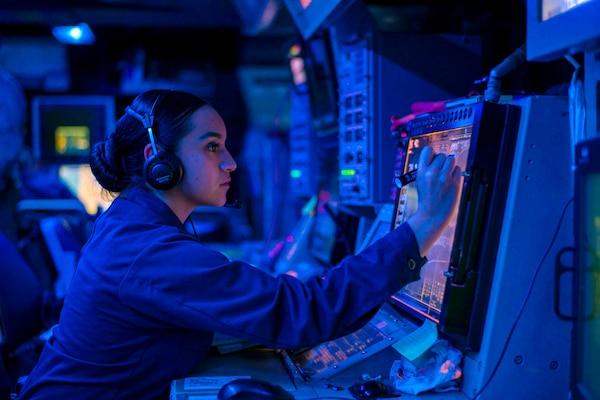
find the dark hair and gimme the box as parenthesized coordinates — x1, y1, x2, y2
(89, 89, 209, 193)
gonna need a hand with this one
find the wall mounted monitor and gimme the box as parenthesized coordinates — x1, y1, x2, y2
(281, 0, 355, 40)
(31, 95, 116, 164)
(527, 0, 600, 61)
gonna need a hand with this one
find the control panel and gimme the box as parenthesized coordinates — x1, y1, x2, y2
(336, 33, 397, 206)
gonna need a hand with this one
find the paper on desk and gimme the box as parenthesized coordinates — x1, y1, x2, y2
(391, 318, 438, 361)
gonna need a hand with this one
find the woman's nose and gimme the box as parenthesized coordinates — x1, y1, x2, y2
(222, 152, 237, 172)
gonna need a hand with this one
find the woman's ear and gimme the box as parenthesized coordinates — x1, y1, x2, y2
(143, 143, 155, 161)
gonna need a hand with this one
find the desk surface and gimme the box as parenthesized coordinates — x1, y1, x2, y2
(170, 302, 470, 399)
(171, 346, 469, 400)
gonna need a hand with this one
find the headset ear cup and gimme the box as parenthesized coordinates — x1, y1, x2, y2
(143, 150, 183, 190)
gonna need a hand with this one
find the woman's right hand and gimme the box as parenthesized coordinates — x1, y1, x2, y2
(406, 145, 463, 257)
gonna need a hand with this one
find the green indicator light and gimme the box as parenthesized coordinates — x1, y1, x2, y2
(341, 169, 356, 176)
(290, 169, 302, 178)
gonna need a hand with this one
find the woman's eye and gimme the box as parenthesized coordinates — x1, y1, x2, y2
(207, 143, 218, 152)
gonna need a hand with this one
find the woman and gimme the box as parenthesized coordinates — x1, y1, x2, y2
(17, 89, 462, 399)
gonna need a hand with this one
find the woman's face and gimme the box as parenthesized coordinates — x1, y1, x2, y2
(176, 105, 237, 208)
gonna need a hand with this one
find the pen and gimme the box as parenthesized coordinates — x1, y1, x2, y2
(295, 362, 311, 382)
(395, 169, 417, 188)
(279, 350, 311, 382)
(278, 350, 299, 386)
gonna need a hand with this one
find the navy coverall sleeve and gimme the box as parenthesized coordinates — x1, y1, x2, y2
(118, 222, 424, 349)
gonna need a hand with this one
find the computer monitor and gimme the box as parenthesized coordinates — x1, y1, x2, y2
(527, 0, 600, 61)
(31, 95, 116, 164)
(389, 99, 521, 351)
(572, 136, 600, 400)
(281, 0, 355, 40)
(58, 164, 113, 215)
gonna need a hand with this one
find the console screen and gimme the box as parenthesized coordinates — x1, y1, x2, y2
(391, 126, 472, 322)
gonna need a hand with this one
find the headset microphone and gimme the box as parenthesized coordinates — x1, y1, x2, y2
(224, 200, 243, 209)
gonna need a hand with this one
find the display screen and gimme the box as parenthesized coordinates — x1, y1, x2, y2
(541, 0, 591, 21)
(391, 126, 472, 323)
(573, 137, 600, 400)
(281, 0, 351, 40)
(58, 164, 114, 215)
(527, 0, 600, 61)
(299, 0, 311, 9)
(579, 172, 600, 399)
(54, 126, 90, 157)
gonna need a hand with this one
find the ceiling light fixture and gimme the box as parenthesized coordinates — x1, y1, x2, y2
(52, 22, 96, 45)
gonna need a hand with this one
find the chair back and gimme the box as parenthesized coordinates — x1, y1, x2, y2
(0, 232, 44, 356)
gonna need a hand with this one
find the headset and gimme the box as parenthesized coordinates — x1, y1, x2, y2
(125, 98, 183, 191)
